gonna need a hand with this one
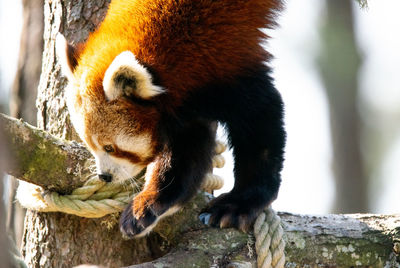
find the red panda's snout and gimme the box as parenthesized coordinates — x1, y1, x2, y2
(93, 151, 147, 183)
(89, 131, 155, 183)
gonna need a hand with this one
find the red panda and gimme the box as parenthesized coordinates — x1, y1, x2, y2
(57, 0, 285, 238)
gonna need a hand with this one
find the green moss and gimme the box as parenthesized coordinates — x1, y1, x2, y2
(286, 232, 392, 267)
(9, 122, 72, 192)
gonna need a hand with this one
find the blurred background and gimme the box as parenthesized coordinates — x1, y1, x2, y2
(217, 0, 400, 215)
(0, 0, 399, 249)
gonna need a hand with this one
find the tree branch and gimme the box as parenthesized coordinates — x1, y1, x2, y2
(1, 113, 93, 193)
(0, 118, 13, 268)
(3, 113, 399, 266)
(129, 212, 400, 267)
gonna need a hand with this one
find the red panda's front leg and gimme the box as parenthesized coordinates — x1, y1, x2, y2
(120, 119, 216, 238)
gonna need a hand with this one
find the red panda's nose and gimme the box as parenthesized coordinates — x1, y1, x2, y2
(98, 173, 113, 182)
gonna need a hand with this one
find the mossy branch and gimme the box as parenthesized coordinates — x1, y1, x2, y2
(129, 212, 400, 267)
(2, 113, 400, 266)
(1, 113, 94, 194)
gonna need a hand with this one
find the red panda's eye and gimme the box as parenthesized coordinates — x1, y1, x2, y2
(103, 145, 115, 153)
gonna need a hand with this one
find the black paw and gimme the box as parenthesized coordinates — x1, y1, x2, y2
(200, 192, 269, 232)
(119, 201, 157, 238)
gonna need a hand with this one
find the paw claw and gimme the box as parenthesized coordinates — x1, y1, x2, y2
(119, 204, 141, 238)
(199, 213, 211, 225)
(119, 201, 155, 238)
(201, 192, 265, 232)
(219, 214, 233, 229)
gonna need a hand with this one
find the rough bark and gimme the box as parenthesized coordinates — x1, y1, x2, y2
(8, 0, 44, 246)
(0, 183, 11, 268)
(20, 1, 164, 267)
(3, 113, 400, 267)
(318, 0, 368, 213)
(36, 0, 110, 140)
(129, 213, 400, 268)
(12, 0, 394, 267)
(1, 113, 93, 193)
(0, 119, 13, 268)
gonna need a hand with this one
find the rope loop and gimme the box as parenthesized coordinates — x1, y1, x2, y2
(16, 140, 285, 267)
(17, 141, 227, 217)
(254, 207, 286, 268)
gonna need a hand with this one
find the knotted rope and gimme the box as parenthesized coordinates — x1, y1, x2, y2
(16, 140, 285, 267)
(254, 207, 286, 268)
(17, 176, 137, 218)
(17, 141, 226, 218)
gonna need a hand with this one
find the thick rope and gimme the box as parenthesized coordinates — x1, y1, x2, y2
(17, 176, 137, 218)
(16, 140, 285, 267)
(254, 207, 286, 268)
(17, 142, 226, 218)
(201, 173, 224, 192)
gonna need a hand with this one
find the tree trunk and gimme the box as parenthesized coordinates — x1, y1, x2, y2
(17, 0, 395, 267)
(0, 120, 12, 268)
(318, 0, 367, 213)
(22, 1, 165, 267)
(2, 99, 398, 267)
(9, 0, 43, 125)
(7, 0, 44, 247)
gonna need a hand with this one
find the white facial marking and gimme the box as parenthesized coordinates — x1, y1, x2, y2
(92, 135, 147, 183)
(94, 152, 145, 183)
(103, 51, 164, 100)
(115, 134, 152, 159)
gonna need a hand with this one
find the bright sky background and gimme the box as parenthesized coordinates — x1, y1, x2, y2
(1, 0, 399, 214)
(355, 0, 400, 213)
(215, 0, 400, 214)
(0, 0, 22, 103)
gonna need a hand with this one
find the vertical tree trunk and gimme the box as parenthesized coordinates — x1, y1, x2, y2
(9, 0, 43, 125)
(318, 0, 367, 213)
(7, 0, 44, 248)
(0, 121, 12, 268)
(22, 1, 166, 267)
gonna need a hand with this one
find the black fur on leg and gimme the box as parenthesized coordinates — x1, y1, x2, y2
(187, 65, 286, 231)
(119, 119, 216, 238)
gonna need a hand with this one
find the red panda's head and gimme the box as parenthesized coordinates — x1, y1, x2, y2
(56, 0, 281, 183)
(56, 34, 163, 183)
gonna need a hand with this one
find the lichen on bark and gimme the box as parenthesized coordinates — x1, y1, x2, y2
(1, 113, 93, 193)
(5, 0, 398, 266)
(4, 111, 400, 266)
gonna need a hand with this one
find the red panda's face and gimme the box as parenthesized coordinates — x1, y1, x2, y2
(57, 35, 164, 183)
(69, 94, 159, 183)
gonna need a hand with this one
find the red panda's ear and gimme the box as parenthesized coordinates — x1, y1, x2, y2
(103, 51, 164, 101)
(56, 33, 80, 80)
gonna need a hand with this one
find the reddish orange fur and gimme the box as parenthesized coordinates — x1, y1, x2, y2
(73, 0, 282, 105)
(64, 0, 286, 237)
(132, 156, 168, 217)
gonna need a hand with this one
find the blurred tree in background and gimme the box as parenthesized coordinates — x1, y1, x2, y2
(9, 0, 43, 125)
(6, 0, 44, 248)
(0, 123, 11, 268)
(318, 0, 367, 213)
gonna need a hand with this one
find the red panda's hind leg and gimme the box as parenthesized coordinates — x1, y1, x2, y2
(199, 69, 286, 232)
